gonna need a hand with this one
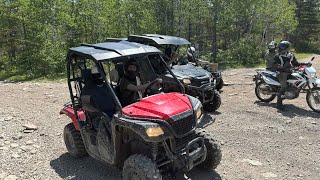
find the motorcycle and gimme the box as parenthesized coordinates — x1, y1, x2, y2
(254, 57, 320, 112)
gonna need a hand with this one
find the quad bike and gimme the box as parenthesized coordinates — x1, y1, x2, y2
(60, 41, 222, 179)
(254, 57, 320, 112)
(127, 34, 222, 112)
(201, 62, 224, 91)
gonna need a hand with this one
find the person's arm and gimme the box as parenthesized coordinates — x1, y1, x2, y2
(273, 56, 288, 72)
(265, 51, 269, 59)
(291, 55, 301, 66)
(126, 78, 162, 92)
(126, 83, 150, 92)
(273, 56, 281, 67)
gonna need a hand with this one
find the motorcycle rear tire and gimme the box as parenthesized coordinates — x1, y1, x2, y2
(255, 81, 276, 102)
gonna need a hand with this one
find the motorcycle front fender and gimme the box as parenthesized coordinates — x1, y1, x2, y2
(309, 77, 320, 86)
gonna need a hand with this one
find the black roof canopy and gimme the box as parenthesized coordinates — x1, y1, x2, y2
(128, 34, 191, 45)
(69, 41, 162, 61)
(105, 38, 128, 42)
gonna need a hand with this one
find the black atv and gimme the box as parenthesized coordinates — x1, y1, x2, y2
(127, 34, 222, 112)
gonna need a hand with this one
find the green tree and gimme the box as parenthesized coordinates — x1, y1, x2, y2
(293, 0, 320, 52)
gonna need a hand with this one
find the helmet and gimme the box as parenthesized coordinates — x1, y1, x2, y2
(124, 61, 139, 81)
(165, 47, 174, 57)
(277, 41, 291, 54)
(187, 46, 195, 57)
(267, 41, 277, 50)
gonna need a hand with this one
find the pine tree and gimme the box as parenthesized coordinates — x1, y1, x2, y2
(293, 0, 320, 52)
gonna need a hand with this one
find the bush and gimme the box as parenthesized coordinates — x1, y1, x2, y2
(216, 37, 265, 68)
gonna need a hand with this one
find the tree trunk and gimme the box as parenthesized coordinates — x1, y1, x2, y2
(188, 7, 191, 41)
(211, 1, 218, 63)
(177, 0, 182, 37)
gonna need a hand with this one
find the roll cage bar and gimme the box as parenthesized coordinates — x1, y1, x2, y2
(66, 41, 185, 119)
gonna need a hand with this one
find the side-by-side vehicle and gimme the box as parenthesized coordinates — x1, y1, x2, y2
(60, 41, 222, 179)
(127, 34, 223, 112)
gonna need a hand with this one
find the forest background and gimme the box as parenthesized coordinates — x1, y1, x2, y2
(0, 0, 319, 80)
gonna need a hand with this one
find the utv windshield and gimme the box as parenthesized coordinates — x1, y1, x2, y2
(67, 41, 185, 110)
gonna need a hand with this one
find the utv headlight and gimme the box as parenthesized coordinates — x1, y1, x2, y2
(188, 95, 203, 120)
(195, 108, 202, 120)
(183, 79, 191, 84)
(146, 127, 164, 137)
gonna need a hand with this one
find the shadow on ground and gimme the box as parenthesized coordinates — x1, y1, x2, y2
(177, 168, 221, 180)
(198, 113, 216, 128)
(50, 153, 221, 180)
(50, 153, 121, 180)
(255, 101, 320, 118)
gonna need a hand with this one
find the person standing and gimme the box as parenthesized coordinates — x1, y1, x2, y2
(265, 41, 277, 71)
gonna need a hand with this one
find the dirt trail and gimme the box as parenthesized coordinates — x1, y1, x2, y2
(0, 55, 319, 180)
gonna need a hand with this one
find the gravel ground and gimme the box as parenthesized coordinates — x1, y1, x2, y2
(0, 55, 319, 180)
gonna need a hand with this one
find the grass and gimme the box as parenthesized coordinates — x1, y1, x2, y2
(1, 51, 317, 82)
(294, 52, 315, 60)
(0, 73, 66, 83)
(218, 61, 266, 69)
(218, 52, 317, 70)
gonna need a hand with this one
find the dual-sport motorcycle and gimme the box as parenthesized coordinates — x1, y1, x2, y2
(254, 57, 320, 112)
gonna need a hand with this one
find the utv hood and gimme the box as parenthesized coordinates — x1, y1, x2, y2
(122, 92, 192, 121)
(171, 64, 211, 79)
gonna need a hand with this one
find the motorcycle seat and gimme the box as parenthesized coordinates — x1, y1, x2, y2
(255, 68, 266, 72)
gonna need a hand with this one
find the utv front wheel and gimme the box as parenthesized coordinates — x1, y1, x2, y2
(122, 154, 162, 180)
(197, 130, 222, 169)
(203, 92, 221, 112)
(63, 123, 87, 157)
(216, 78, 224, 90)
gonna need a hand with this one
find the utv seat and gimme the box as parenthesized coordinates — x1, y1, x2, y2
(81, 68, 116, 119)
(110, 68, 122, 105)
(115, 63, 124, 80)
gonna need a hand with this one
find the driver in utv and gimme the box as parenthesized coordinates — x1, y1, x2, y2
(119, 61, 162, 106)
(164, 47, 179, 65)
(181, 46, 197, 65)
(273, 41, 310, 110)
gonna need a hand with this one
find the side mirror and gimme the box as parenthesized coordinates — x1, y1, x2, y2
(311, 57, 315, 61)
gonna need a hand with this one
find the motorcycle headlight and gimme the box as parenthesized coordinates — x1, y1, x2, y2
(183, 78, 191, 84)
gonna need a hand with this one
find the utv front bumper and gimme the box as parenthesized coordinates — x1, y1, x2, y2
(182, 137, 207, 171)
(161, 136, 207, 172)
(186, 81, 216, 90)
(185, 81, 217, 103)
(211, 71, 222, 79)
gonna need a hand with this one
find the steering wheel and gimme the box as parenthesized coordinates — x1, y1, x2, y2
(143, 79, 162, 97)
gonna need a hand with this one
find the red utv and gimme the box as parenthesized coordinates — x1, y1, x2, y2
(60, 41, 221, 179)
